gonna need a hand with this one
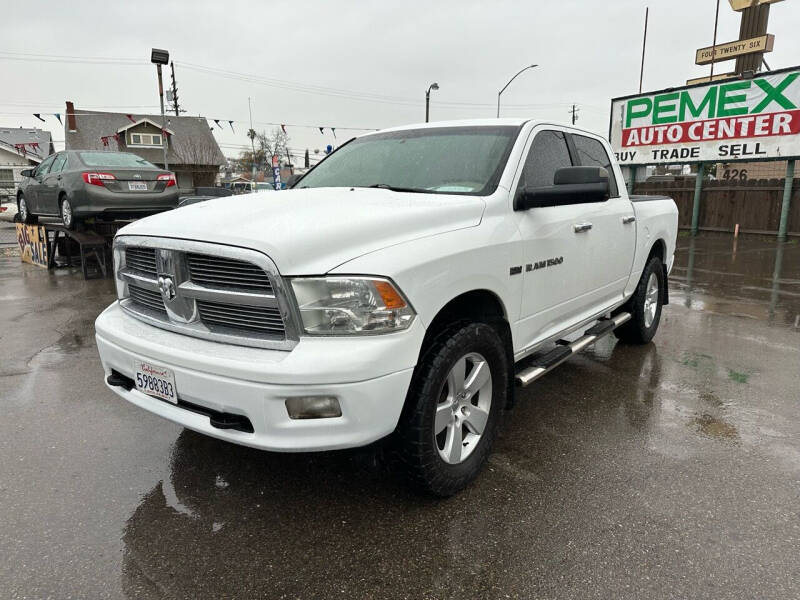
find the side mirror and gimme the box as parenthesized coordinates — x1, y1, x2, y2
(286, 173, 302, 188)
(515, 166, 610, 210)
(20, 168, 34, 178)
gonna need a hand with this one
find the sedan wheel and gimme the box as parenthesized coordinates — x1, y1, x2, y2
(18, 195, 37, 224)
(61, 197, 74, 230)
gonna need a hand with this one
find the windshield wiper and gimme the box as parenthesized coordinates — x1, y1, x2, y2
(364, 184, 431, 194)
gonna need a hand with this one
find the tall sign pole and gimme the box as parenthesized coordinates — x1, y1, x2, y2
(639, 7, 649, 93)
(735, 3, 771, 74)
(710, 0, 721, 79)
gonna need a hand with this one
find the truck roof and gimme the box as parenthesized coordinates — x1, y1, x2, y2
(364, 119, 602, 138)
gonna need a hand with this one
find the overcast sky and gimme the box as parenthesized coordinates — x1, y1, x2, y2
(4, 0, 799, 162)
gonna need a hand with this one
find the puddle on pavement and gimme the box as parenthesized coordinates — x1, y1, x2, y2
(693, 413, 739, 440)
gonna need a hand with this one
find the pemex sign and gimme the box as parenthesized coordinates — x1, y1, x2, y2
(609, 67, 800, 165)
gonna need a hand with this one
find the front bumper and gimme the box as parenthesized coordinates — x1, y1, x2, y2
(95, 302, 423, 452)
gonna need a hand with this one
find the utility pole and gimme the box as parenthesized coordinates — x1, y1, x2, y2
(569, 104, 580, 125)
(248, 97, 257, 182)
(170, 61, 180, 116)
(639, 7, 649, 93)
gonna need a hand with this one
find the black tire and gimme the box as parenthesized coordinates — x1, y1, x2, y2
(18, 194, 37, 224)
(615, 256, 665, 344)
(60, 195, 76, 230)
(393, 322, 508, 497)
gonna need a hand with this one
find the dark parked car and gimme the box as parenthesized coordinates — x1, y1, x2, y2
(17, 150, 179, 229)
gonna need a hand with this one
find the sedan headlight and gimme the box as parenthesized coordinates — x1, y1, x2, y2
(291, 277, 415, 335)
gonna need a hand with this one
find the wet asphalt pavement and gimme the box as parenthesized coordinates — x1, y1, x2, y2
(1, 233, 799, 599)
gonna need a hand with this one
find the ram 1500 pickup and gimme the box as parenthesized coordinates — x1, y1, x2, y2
(95, 119, 678, 496)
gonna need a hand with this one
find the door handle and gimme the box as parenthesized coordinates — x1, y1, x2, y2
(573, 222, 593, 233)
(622, 215, 636, 224)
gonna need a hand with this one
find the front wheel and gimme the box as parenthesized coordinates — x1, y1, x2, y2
(615, 256, 665, 344)
(18, 194, 37, 224)
(393, 322, 508, 496)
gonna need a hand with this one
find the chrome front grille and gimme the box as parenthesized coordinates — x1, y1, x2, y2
(117, 239, 298, 350)
(197, 300, 285, 335)
(124, 247, 157, 276)
(187, 253, 273, 293)
(128, 283, 167, 314)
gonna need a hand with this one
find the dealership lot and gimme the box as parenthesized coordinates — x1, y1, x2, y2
(1, 234, 798, 599)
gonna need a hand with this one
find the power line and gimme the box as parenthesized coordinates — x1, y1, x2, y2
(0, 51, 571, 111)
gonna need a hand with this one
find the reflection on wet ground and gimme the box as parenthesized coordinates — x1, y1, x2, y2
(671, 232, 800, 328)
(1, 234, 799, 599)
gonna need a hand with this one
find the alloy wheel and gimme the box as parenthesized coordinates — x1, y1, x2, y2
(61, 199, 72, 228)
(434, 352, 493, 465)
(19, 197, 27, 221)
(643, 272, 659, 328)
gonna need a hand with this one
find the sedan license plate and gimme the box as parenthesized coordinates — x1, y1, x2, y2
(128, 182, 148, 191)
(134, 361, 177, 404)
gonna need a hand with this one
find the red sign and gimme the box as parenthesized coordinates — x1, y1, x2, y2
(622, 109, 800, 147)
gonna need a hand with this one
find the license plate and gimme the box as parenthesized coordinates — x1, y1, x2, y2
(134, 360, 177, 404)
(128, 182, 148, 191)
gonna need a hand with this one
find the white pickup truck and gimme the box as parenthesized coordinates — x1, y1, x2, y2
(95, 119, 678, 496)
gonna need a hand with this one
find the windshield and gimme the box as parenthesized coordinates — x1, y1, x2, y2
(78, 152, 156, 169)
(297, 126, 521, 195)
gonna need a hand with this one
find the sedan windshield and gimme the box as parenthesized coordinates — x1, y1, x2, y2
(78, 152, 156, 168)
(297, 126, 521, 196)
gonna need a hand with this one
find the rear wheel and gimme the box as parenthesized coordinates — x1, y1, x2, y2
(393, 322, 508, 496)
(60, 196, 76, 230)
(615, 256, 664, 344)
(18, 194, 37, 224)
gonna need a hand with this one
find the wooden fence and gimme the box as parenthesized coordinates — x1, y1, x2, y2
(632, 178, 800, 236)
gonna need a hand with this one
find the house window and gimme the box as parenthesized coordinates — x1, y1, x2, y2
(129, 133, 164, 146)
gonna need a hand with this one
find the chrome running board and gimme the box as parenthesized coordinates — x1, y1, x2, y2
(515, 312, 631, 387)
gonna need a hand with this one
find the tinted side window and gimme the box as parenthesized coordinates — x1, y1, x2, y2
(36, 155, 56, 177)
(51, 153, 68, 173)
(572, 135, 619, 197)
(520, 130, 572, 189)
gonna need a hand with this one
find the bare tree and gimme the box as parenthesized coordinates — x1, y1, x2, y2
(236, 127, 290, 173)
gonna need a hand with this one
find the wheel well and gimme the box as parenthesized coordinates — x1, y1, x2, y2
(424, 290, 507, 343)
(649, 239, 666, 263)
(417, 290, 515, 407)
(648, 238, 669, 304)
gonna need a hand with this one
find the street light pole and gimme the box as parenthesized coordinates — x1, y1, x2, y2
(156, 64, 168, 170)
(150, 48, 170, 171)
(425, 82, 439, 122)
(497, 64, 538, 118)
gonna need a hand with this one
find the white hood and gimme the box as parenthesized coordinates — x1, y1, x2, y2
(118, 187, 485, 274)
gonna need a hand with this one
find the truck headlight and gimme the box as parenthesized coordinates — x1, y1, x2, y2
(290, 277, 415, 335)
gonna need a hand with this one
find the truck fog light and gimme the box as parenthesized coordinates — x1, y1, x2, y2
(285, 396, 342, 419)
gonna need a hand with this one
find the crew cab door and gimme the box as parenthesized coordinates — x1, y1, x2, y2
(512, 128, 593, 350)
(569, 133, 636, 311)
(511, 128, 635, 353)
